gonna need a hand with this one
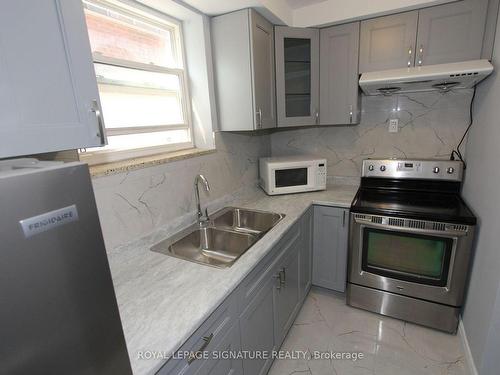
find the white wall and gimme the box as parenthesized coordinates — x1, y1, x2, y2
(461, 14, 500, 374)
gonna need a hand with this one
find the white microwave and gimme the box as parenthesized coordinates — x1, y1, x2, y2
(259, 156, 327, 195)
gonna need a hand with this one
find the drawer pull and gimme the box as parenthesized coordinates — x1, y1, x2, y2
(187, 333, 214, 364)
(274, 272, 283, 290)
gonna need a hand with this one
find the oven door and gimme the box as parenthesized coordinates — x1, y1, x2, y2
(349, 214, 474, 306)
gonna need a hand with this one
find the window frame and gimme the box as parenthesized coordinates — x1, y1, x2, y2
(79, 0, 194, 165)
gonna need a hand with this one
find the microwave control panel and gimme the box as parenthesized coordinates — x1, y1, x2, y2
(317, 162, 327, 186)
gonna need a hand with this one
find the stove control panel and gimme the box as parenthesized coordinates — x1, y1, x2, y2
(362, 159, 464, 181)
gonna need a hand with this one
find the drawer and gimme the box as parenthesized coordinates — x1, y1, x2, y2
(238, 221, 301, 313)
(157, 293, 239, 375)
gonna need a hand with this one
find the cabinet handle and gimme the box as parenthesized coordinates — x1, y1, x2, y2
(187, 333, 214, 364)
(349, 105, 353, 124)
(280, 267, 286, 286)
(274, 272, 283, 290)
(91, 100, 106, 145)
(256, 108, 263, 129)
(417, 45, 424, 66)
(342, 211, 346, 227)
(407, 46, 413, 67)
(315, 110, 319, 125)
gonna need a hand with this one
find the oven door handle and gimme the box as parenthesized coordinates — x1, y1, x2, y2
(353, 217, 469, 237)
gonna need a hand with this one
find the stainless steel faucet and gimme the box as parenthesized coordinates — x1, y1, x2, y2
(194, 174, 210, 226)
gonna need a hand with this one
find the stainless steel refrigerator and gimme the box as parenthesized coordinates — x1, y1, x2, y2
(0, 161, 132, 374)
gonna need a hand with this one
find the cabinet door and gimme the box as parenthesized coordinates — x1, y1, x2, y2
(212, 10, 254, 131)
(275, 26, 319, 127)
(239, 276, 276, 375)
(312, 206, 349, 292)
(273, 239, 301, 347)
(0, 0, 104, 158)
(300, 207, 313, 300)
(415, 0, 488, 66)
(320, 22, 360, 125)
(195, 323, 243, 375)
(250, 10, 276, 129)
(359, 11, 418, 72)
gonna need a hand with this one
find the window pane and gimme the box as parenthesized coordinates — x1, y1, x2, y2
(95, 64, 184, 128)
(105, 129, 191, 150)
(83, 1, 179, 68)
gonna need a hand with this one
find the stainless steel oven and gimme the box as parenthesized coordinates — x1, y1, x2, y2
(347, 159, 476, 333)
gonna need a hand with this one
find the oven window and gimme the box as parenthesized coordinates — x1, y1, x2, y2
(275, 168, 308, 188)
(362, 228, 453, 287)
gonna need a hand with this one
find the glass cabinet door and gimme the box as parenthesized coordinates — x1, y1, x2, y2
(275, 27, 319, 127)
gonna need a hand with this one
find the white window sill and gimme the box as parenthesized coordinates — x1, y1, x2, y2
(88, 147, 215, 178)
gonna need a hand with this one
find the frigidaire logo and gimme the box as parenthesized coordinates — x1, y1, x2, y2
(20, 205, 79, 238)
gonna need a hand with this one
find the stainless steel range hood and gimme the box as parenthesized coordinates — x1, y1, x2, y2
(359, 59, 494, 96)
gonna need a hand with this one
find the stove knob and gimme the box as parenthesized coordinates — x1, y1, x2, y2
(380, 165, 386, 172)
(447, 167, 455, 174)
(368, 165, 374, 171)
(433, 167, 440, 173)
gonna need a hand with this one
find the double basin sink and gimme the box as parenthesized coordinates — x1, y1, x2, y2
(151, 207, 285, 268)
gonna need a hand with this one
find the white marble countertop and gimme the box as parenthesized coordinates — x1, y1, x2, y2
(107, 184, 358, 375)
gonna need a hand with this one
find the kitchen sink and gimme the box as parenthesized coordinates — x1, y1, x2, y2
(150, 207, 285, 268)
(212, 207, 284, 235)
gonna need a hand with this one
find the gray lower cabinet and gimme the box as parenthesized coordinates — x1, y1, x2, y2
(194, 324, 243, 375)
(273, 234, 301, 347)
(299, 207, 313, 300)
(239, 271, 276, 375)
(159, 213, 312, 375)
(319, 22, 360, 125)
(415, 0, 488, 66)
(275, 26, 320, 127)
(312, 206, 349, 292)
(212, 9, 275, 131)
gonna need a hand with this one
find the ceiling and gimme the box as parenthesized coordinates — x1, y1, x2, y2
(181, 0, 458, 27)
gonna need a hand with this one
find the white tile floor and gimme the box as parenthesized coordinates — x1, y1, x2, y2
(268, 287, 467, 375)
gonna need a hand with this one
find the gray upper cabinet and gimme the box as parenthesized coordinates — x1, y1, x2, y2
(415, 0, 488, 66)
(320, 22, 360, 125)
(359, 11, 418, 73)
(359, 0, 490, 73)
(312, 206, 349, 292)
(0, 0, 105, 158)
(212, 9, 276, 131)
(275, 26, 320, 127)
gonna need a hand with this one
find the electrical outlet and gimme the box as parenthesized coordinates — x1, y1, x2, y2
(389, 119, 399, 133)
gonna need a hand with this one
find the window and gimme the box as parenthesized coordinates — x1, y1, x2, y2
(79, 0, 193, 164)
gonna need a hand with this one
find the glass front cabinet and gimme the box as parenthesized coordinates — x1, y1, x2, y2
(275, 26, 319, 127)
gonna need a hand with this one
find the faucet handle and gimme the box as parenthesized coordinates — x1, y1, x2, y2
(204, 208, 209, 219)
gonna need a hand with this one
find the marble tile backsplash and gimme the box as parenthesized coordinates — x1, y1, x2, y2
(92, 132, 271, 249)
(271, 90, 474, 177)
(94, 90, 473, 250)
